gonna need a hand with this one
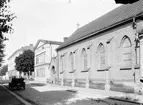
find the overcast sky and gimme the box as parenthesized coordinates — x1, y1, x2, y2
(5, 0, 120, 63)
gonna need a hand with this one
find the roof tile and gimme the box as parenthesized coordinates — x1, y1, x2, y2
(57, 0, 143, 50)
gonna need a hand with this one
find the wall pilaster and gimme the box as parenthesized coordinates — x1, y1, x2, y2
(105, 38, 113, 90)
(72, 73, 75, 87)
(85, 45, 92, 88)
(61, 74, 64, 86)
(139, 36, 143, 93)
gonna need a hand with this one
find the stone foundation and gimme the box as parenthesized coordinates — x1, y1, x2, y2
(89, 79, 105, 90)
(63, 78, 72, 86)
(75, 79, 86, 88)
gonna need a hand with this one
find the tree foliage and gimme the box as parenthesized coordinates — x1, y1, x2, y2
(15, 50, 34, 75)
(0, 64, 8, 76)
(115, 0, 139, 4)
(0, 0, 16, 66)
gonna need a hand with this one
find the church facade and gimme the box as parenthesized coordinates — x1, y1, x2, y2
(56, 1, 143, 93)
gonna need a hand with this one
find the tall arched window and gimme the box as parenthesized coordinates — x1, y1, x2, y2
(98, 43, 106, 70)
(81, 48, 88, 70)
(60, 55, 63, 71)
(69, 52, 74, 71)
(121, 36, 132, 68)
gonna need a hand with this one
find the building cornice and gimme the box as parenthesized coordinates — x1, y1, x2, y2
(34, 63, 50, 67)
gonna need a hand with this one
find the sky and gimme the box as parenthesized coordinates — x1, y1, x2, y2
(5, 0, 120, 63)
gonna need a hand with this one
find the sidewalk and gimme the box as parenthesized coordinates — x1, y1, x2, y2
(0, 85, 31, 105)
(29, 81, 143, 104)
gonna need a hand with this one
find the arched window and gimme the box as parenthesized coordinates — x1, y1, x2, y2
(60, 55, 63, 71)
(98, 43, 106, 70)
(81, 48, 88, 70)
(69, 52, 74, 71)
(121, 36, 132, 67)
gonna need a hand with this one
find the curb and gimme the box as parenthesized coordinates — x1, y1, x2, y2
(2, 85, 32, 105)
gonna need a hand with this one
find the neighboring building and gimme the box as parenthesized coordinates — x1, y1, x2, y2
(49, 57, 59, 84)
(56, 0, 143, 93)
(8, 44, 34, 77)
(34, 39, 62, 82)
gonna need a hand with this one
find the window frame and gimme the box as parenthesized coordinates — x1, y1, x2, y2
(81, 48, 88, 72)
(97, 43, 106, 71)
(120, 36, 132, 70)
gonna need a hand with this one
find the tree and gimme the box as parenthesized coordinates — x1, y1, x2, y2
(0, 0, 16, 66)
(0, 64, 8, 76)
(15, 50, 34, 78)
(115, 0, 139, 4)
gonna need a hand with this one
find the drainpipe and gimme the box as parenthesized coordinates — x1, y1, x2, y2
(50, 42, 52, 81)
(133, 17, 139, 94)
(133, 16, 143, 94)
(138, 30, 143, 94)
(50, 42, 52, 61)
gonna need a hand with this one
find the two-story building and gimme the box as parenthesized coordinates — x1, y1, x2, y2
(34, 39, 62, 82)
(56, 0, 143, 93)
(8, 44, 34, 77)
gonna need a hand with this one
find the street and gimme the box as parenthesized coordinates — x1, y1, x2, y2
(10, 82, 141, 105)
(0, 79, 141, 105)
(0, 85, 25, 105)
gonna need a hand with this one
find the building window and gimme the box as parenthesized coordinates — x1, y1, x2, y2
(81, 48, 88, 71)
(36, 57, 39, 64)
(70, 52, 74, 71)
(98, 43, 106, 70)
(60, 55, 63, 71)
(36, 68, 45, 77)
(63, 53, 67, 71)
(121, 36, 132, 68)
(35, 52, 46, 65)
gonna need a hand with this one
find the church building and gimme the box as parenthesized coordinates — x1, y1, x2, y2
(56, 0, 143, 93)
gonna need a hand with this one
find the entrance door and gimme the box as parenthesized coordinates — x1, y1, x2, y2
(51, 66, 56, 84)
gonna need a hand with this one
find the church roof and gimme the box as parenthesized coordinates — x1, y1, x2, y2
(57, 0, 143, 51)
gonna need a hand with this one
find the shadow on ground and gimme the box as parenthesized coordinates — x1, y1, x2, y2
(0, 85, 25, 105)
(6, 83, 141, 105)
(10, 83, 75, 105)
(30, 83, 46, 87)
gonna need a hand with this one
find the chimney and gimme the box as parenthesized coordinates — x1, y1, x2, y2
(63, 37, 68, 42)
(29, 44, 33, 46)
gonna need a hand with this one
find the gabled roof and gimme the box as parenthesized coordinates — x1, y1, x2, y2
(57, 0, 143, 51)
(34, 39, 62, 51)
(8, 45, 34, 60)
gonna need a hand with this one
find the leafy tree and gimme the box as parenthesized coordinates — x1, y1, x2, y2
(0, 64, 8, 76)
(0, 0, 16, 66)
(15, 50, 34, 78)
(115, 0, 139, 4)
